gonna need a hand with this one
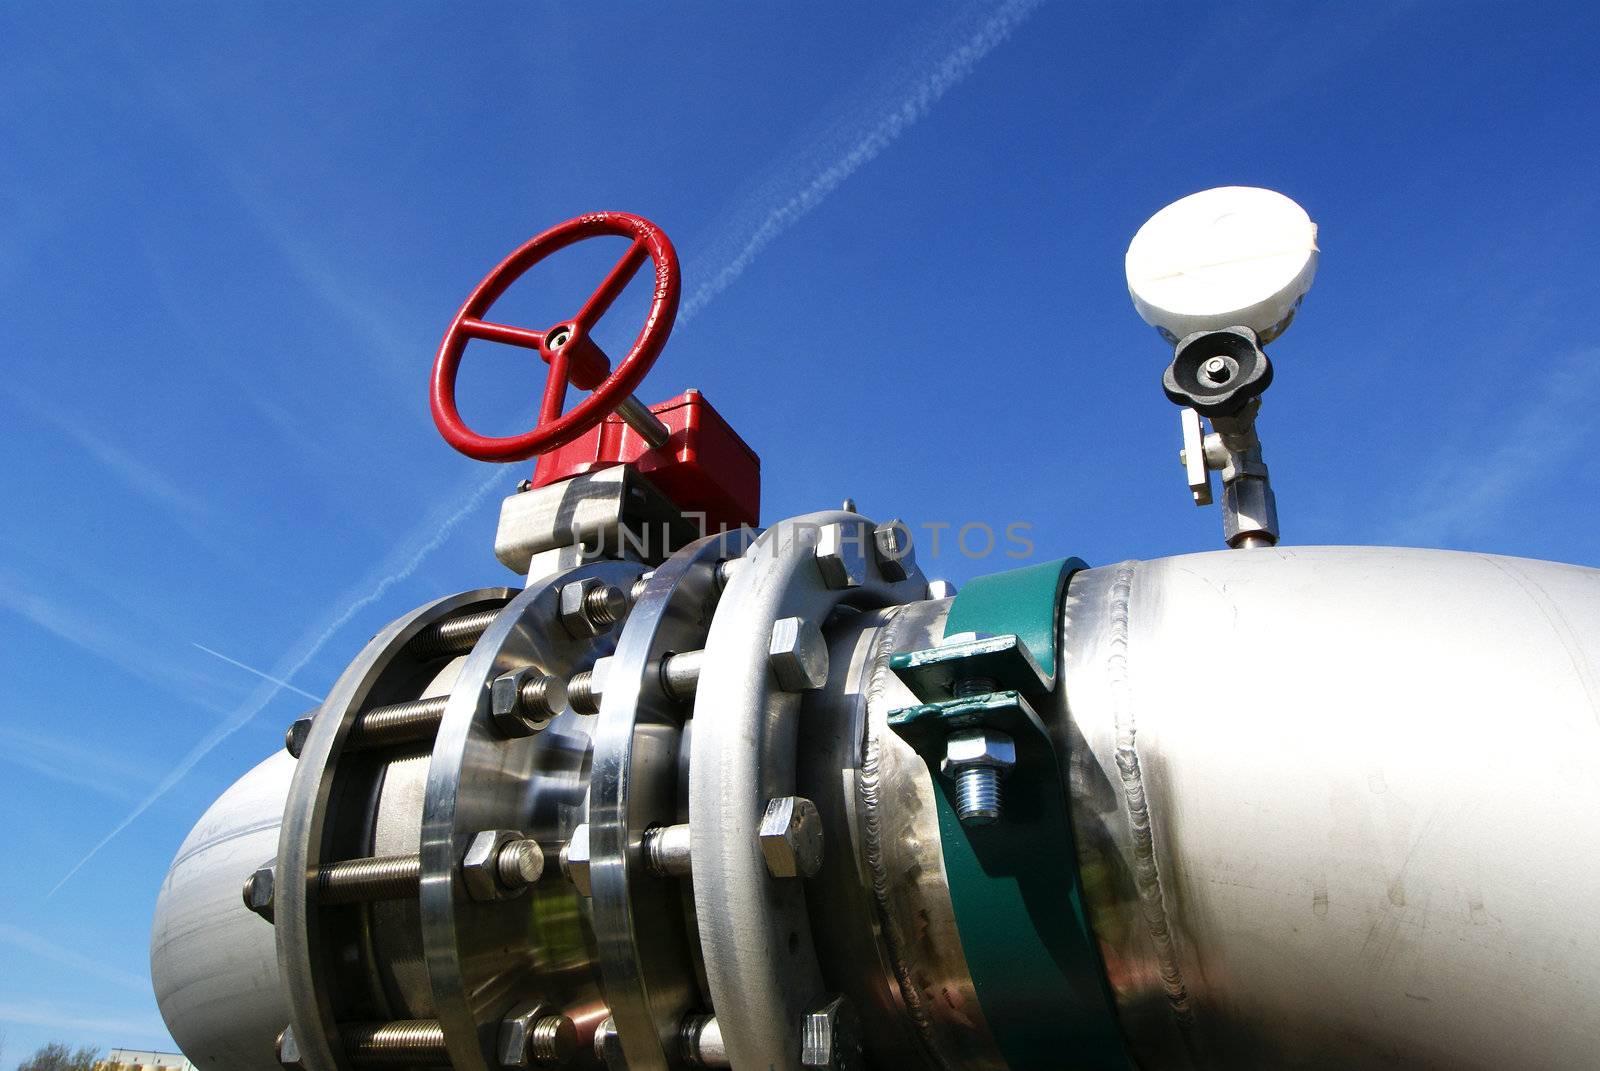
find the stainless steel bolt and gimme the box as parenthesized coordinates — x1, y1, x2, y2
(559, 578, 627, 637)
(243, 862, 275, 923)
(560, 824, 592, 896)
(491, 667, 568, 737)
(940, 729, 1016, 827)
(463, 831, 543, 901)
(759, 796, 824, 878)
(872, 519, 916, 582)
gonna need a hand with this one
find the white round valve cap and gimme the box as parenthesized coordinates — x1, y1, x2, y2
(1125, 186, 1318, 344)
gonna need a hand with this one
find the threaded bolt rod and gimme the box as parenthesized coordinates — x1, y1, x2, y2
(344, 1019, 450, 1066)
(348, 695, 448, 749)
(317, 853, 421, 904)
(567, 670, 599, 715)
(408, 607, 501, 659)
(954, 766, 1002, 826)
(528, 1014, 579, 1066)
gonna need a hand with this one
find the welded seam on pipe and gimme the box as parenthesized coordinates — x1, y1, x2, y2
(1106, 563, 1200, 1051)
(859, 605, 953, 1067)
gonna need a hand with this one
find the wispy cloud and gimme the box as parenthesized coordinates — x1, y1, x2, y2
(0, 1000, 166, 1040)
(193, 643, 323, 703)
(0, 925, 150, 993)
(51, 0, 1036, 893)
(0, 564, 232, 714)
(50, 465, 503, 895)
(0, 381, 240, 565)
(0, 726, 153, 802)
(1384, 346, 1600, 545)
(680, 0, 1043, 323)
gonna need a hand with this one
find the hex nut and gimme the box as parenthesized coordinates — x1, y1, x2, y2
(559, 577, 626, 638)
(759, 796, 824, 879)
(243, 863, 275, 923)
(285, 714, 315, 758)
(462, 830, 533, 902)
(491, 666, 567, 737)
(926, 579, 958, 600)
(814, 523, 868, 589)
(800, 994, 863, 1070)
(561, 823, 592, 897)
(498, 1000, 575, 1068)
(276, 1026, 306, 1070)
(768, 617, 829, 692)
(939, 729, 1017, 779)
(872, 519, 916, 582)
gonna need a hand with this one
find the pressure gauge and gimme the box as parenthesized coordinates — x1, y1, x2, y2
(1125, 186, 1318, 344)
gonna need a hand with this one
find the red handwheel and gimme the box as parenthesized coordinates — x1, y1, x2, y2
(430, 212, 681, 462)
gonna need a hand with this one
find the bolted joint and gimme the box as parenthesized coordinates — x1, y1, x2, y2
(276, 1025, 305, 1070)
(559, 823, 591, 896)
(800, 994, 863, 1070)
(462, 830, 544, 901)
(285, 712, 316, 758)
(768, 617, 829, 692)
(814, 523, 868, 589)
(242, 862, 276, 923)
(872, 519, 916, 582)
(498, 1000, 578, 1068)
(940, 729, 1016, 827)
(565, 656, 611, 716)
(491, 667, 568, 737)
(759, 796, 824, 879)
(559, 578, 627, 638)
(680, 1014, 729, 1068)
(593, 1016, 623, 1070)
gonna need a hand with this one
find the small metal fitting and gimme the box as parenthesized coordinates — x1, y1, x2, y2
(759, 796, 824, 879)
(659, 649, 704, 702)
(559, 578, 627, 638)
(560, 823, 592, 896)
(926, 578, 957, 600)
(800, 994, 862, 1070)
(242, 862, 275, 923)
(593, 1016, 624, 1070)
(872, 519, 916, 582)
(940, 729, 1016, 827)
(285, 713, 315, 758)
(680, 1013, 730, 1068)
(498, 1000, 578, 1068)
(462, 830, 543, 901)
(566, 656, 611, 715)
(768, 617, 829, 692)
(491, 667, 568, 737)
(276, 1025, 305, 1070)
(643, 823, 693, 878)
(814, 523, 868, 589)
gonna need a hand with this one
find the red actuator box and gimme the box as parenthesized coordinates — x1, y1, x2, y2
(530, 390, 760, 533)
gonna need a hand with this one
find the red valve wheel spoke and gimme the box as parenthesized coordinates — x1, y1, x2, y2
(459, 319, 546, 349)
(430, 212, 680, 463)
(574, 239, 648, 332)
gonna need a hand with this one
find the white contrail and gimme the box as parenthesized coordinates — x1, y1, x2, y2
(51, 0, 1037, 892)
(193, 643, 325, 703)
(679, 0, 1044, 323)
(49, 466, 503, 895)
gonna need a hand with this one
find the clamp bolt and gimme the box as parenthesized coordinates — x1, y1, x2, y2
(940, 728, 1016, 827)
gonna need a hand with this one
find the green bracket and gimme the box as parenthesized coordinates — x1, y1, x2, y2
(888, 558, 1126, 1070)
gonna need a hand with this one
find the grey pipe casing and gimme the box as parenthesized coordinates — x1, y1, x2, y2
(1059, 547, 1600, 1070)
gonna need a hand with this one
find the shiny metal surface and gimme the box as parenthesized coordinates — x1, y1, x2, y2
(419, 561, 642, 1071)
(589, 530, 752, 1070)
(277, 588, 514, 1071)
(1060, 546, 1600, 1070)
(152, 752, 295, 1071)
(804, 598, 1004, 1071)
(689, 512, 927, 1069)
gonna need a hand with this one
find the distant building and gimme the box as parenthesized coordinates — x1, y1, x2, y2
(94, 1050, 193, 1071)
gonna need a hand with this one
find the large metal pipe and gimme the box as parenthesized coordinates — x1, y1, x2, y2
(150, 751, 294, 1071)
(1059, 547, 1600, 1069)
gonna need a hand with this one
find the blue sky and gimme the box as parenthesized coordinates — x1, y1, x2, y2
(2, 1, 1598, 1063)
